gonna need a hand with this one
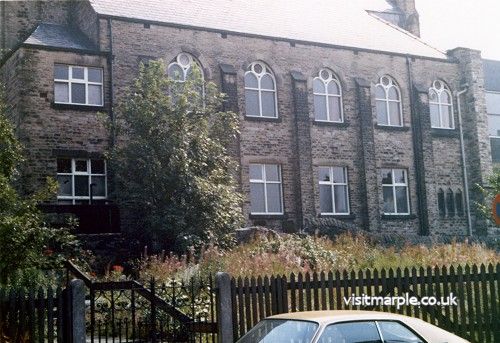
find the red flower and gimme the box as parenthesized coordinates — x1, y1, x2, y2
(112, 265, 124, 273)
(43, 248, 54, 256)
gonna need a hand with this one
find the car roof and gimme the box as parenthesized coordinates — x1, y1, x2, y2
(268, 310, 412, 324)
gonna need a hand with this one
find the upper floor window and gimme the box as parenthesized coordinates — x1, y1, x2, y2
(313, 69, 343, 122)
(167, 52, 203, 82)
(375, 75, 402, 126)
(318, 166, 349, 215)
(57, 158, 107, 204)
(249, 164, 283, 214)
(244, 62, 278, 118)
(381, 168, 409, 215)
(429, 80, 454, 129)
(54, 65, 103, 106)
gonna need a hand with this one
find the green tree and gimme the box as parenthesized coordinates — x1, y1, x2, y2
(0, 85, 80, 286)
(110, 60, 243, 252)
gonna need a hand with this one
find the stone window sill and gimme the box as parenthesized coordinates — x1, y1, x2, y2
(375, 124, 411, 132)
(313, 120, 349, 128)
(244, 115, 282, 123)
(52, 103, 105, 111)
(381, 214, 417, 220)
(249, 214, 286, 220)
(319, 214, 356, 219)
(431, 128, 459, 138)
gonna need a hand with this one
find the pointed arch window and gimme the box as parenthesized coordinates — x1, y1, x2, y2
(167, 52, 203, 82)
(375, 76, 402, 126)
(429, 80, 454, 129)
(455, 189, 464, 217)
(446, 188, 455, 216)
(244, 62, 278, 118)
(313, 69, 343, 122)
(437, 188, 446, 217)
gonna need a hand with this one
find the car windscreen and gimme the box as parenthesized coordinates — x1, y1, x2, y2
(236, 319, 319, 343)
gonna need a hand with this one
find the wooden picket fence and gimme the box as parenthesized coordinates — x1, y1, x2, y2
(0, 286, 68, 342)
(230, 264, 500, 342)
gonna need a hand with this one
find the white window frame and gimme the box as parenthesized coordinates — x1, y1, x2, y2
(54, 65, 104, 106)
(429, 80, 454, 129)
(486, 91, 500, 138)
(313, 69, 344, 123)
(249, 164, 284, 215)
(318, 166, 350, 215)
(57, 158, 107, 204)
(375, 75, 403, 127)
(382, 168, 410, 215)
(244, 62, 279, 118)
(167, 52, 204, 83)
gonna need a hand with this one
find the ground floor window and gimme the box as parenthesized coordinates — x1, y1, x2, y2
(381, 168, 409, 215)
(56, 158, 107, 204)
(318, 166, 349, 214)
(249, 164, 283, 214)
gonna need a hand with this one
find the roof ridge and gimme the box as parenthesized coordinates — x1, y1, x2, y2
(366, 11, 446, 56)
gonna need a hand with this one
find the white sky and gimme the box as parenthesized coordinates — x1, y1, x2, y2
(417, 0, 500, 60)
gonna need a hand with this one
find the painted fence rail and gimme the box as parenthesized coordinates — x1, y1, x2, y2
(229, 264, 500, 342)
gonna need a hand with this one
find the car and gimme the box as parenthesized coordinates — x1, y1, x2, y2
(236, 310, 470, 343)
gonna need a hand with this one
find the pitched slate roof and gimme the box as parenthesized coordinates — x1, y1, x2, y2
(24, 23, 97, 52)
(484, 59, 500, 92)
(90, 0, 446, 59)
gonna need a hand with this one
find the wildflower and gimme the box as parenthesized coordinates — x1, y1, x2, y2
(112, 265, 124, 273)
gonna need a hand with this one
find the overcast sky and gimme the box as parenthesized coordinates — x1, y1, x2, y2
(417, 0, 500, 60)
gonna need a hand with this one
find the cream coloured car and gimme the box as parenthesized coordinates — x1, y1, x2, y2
(236, 310, 469, 343)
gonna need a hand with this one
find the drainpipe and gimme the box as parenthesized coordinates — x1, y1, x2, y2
(107, 18, 115, 147)
(456, 85, 473, 236)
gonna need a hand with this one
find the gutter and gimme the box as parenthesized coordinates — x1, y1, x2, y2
(456, 86, 473, 236)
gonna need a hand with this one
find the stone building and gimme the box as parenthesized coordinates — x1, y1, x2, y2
(0, 0, 493, 237)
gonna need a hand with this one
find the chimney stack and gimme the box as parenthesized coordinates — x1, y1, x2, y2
(390, 0, 420, 37)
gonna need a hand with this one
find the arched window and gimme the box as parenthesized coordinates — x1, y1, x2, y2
(455, 189, 464, 217)
(244, 61, 278, 118)
(313, 69, 343, 122)
(437, 188, 445, 217)
(375, 75, 402, 126)
(446, 188, 455, 217)
(167, 52, 203, 82)
(429, 80, 453, 129)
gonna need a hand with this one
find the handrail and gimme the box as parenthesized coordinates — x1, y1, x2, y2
(64, 260, 92, 287)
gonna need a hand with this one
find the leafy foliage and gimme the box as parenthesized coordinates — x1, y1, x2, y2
(109, 60, 243, 252)
(0, 85, 81, 287)
(477, 170, 500, 226)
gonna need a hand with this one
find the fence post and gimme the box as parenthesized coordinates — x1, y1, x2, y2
(69, 279, 86, 343)
(216, 272, 234, 343)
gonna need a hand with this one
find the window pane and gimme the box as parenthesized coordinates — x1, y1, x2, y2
(375, 85, 385, 99)
(377, 321, 424, 343)
(57, 175, 72, 196)
(91, 176, 106, 197)
(318, 322, 381, 343)
(332, 167, 345, 183)
(313, 79, 325, 93)
(249, 164, 262, 180)
(441, 90, 450, 104)
(88, 68, 102, 83)
(71, 83, 86, 104)
(260, 74, 274, 90)
(334, 185, 349, 213)
(250, 183, 265, 213)
(389, 101, 401, 125)
(441, 105, 452, 128)
(75, 160, 88, 172)
(376, 100, 388, 125)
(446, 189, 455, 216)
(54, 82, 69, 103)
(328, 96, 342, 121)
(388, 86, 399, 100)
(245, 89, 259, 116)
(57, 158, 71, 173)
(266, 184, 282, 213)
(430, 103, 440, 127)
(261, 91, 276, 117)
(244, 73, 258, 88)
(396, 186, 409, 213)
(455, 191, 464, 216)
(429, 89, 438, 102)
(320, 185, 333, 213)
(91, 160, 105, 174)
(88, 85, 102, 105)
(487, 114, 500, 136)
(265, 165, 280, 182)
(383, 186, 395, 213)
(438, 189, 446, 217)
(393, 169, 406, 184)
(319, 167, 331, 182)
(327, 80, 339, 95)
(314, 95, 327, 121)
(72, 67, 84, 79)
(168, 64, 184, 81)
(74, 175, 89, 196)
(486, 92, 500, 114)
(54, 65, 68, 80)
(381, 169, 393, 184)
